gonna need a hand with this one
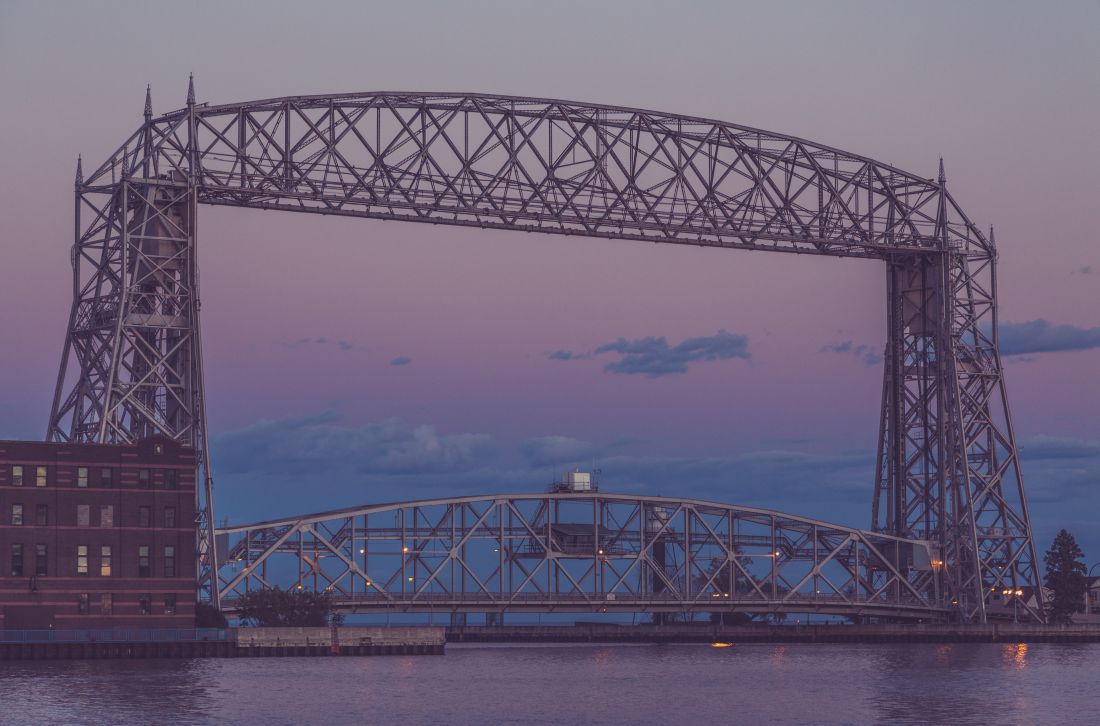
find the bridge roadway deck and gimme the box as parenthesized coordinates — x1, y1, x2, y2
(218, 592, 950, 622)
(216, 491, 952, 621)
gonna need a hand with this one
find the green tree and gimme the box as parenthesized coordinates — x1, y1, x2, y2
(236, 587, 333, 627)
(1043, 529, 1087, 623)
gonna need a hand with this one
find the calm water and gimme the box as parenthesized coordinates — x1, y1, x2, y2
(1, 642, 1097, 725)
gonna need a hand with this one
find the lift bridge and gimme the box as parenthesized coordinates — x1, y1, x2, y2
(47, 81, 1043, 622)
(215, 492, 950, 622)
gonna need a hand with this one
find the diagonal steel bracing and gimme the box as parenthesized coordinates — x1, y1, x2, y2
(214, 493, 953, 621)
(48, 88, 1041, 620)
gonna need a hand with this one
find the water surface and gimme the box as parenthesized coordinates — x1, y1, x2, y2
(1, 642, 1095, 724)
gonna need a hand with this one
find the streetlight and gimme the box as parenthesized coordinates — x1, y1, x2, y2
(1003, 588, 1024, 623)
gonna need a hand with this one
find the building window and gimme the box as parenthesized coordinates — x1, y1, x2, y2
(10, 544, 23, 577)
(138, 469, 150, 489)
(138, 506, 151, 528)
(36, 466, 47, 487)
(35, 544, 48, 576)
(100, 546, 112, 577)
(11, 504, 23, 526)
(100, 593, 113, 616)
(77, 504, 90, 527)
(164, 546, 177, 577)
(77, 593, 90, 615)
(165, 469, 178, 489)
(164, 594, 177, 615)
(35, 504, 48, 526)
(100, 504, 113, 527)
(76, 545, 88, 575)
(11, 465, 23, 486)
(77, 467, 88, 488)
(164, 506, 177, 528)
(138, 545, 151, 577)
(138, 594, 152, 615)
(100, 468, 112, 487)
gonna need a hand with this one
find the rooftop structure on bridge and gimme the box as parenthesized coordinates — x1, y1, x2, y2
(551, 471, 596, 494)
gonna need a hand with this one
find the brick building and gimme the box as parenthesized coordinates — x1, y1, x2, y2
(0, 437, 197, 629)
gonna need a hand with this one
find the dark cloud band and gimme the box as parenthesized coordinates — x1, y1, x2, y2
(549, 330, 750, 378)
(997, 319, 1100, 356)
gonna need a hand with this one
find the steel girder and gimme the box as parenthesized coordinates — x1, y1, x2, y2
(46, 86, 1041, 620)
(215, 493, 950, 621)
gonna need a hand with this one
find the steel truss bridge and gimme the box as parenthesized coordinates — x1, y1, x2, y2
(47, 80, 1043, 622)
(216, 493, 950, 621)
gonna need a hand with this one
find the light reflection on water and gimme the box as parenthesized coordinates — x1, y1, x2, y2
(0, 642, 1096, 725)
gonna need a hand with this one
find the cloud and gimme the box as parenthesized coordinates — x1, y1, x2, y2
(822, 321, 1100, 363)
(520, 435, 601, 466)
(390, 355, 412, 366)
(593, 330, 750, 378)
(821, 340, 883, 366)
(212, 413, 870, 527)
(209, 414, 1100, 557)
(1018, 435, 1100, 461)
(1016, 436, 1100, 529)
(997, 319, 1100, 356)
(518, 434, 635, 467)
(214, 412, 496, 479)
(285, 337, 353, 352)
(548, 331, 750, 378)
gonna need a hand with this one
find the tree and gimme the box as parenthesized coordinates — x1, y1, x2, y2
(1043, 529, 1087, 623)
(236, 587, 333, 627)
(696, 553, 757, 626)
(195, 601, 228, 628)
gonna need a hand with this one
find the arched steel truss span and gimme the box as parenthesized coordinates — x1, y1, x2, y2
(215, 493, 954, 621)
(47, 83, 1042, 621)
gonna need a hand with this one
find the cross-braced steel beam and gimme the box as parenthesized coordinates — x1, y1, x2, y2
(48, 85, 1042, 620)
(215, 493, 952, 621)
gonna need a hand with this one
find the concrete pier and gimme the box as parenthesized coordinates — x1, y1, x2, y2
(235, 626, 445, 656)
(0, 626, 445, 660)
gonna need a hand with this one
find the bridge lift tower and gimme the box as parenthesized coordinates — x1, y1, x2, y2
(45, 81, 1043, 621)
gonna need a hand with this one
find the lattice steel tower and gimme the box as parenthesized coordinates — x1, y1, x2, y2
(47, 82, 1043, 620)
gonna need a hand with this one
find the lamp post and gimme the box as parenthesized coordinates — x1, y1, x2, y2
(1003, 588, 1023, 624)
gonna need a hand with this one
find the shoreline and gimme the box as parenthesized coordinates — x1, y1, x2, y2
(445, 622, 1100, 644)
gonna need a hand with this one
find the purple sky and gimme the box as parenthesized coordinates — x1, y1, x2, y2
(0, 1, 1097, 555)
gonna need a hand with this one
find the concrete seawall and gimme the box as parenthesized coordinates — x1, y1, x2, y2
(446, 623, 1100, 644)
(236, 626, 445, 656)
(0, 626, 445, 660)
